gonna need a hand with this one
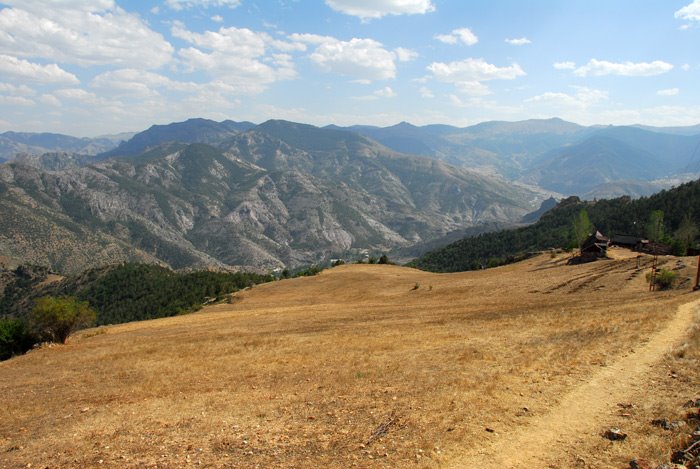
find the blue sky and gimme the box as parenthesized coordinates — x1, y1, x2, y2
(0, 0, 699, 136)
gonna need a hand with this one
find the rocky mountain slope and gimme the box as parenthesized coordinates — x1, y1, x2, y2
(0, 121, 547, 273)
(335, 119, 700, 196)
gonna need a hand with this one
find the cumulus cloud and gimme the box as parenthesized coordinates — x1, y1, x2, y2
(165, 0, 241, 10)
(0, 95, 34, 107)
(675, 0, 700, 22)
(525, 86, 608, 109)
(434, 28, 478, 46)
(428, 58, 525, 83)
(553, 61, 576, 70)
(0, 2, 173, 69)
(0, 55, 80, 84)
(394, 47, 418, 62)
(419, 86, 434, 98)
(574, 59, 673, 77)
(40, 94, 62, 107)
(325, 0, 435, 20)
(91, 69, 198, 98)
(657, 88, 679, 96)
(0, 82, 36, 96)
(293, 34, 396, 81)
(505, 37, 531, 46)
(354, 86, 397, 100)
(374, 86, 396, 98)
(428, 58, 524, 97)
(172, 23, 301, 93)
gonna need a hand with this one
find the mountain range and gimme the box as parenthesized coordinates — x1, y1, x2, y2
(1, 117, 698, 274)
(0, 120, 547, 273)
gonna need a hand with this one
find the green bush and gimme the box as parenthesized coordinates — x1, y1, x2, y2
(646, 269, 679, 290)
(29, 296, 97, 344)
(0, 318, 35, 360)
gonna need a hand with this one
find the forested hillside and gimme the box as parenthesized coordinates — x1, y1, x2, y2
(412, 179, 700, 272)
(0, 263, 273, 325)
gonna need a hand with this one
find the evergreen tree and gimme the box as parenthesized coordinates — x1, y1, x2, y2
(572, 209, 593, 252)
(646, 210, 665, 242)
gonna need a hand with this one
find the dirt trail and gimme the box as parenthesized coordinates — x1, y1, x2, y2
(448, 297, 700, 469)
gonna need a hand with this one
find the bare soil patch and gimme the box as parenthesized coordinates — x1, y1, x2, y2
(1, 252, 699, 468)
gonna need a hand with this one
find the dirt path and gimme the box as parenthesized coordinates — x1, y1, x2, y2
(448, 297, 700, 469)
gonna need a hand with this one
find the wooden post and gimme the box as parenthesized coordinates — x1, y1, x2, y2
(694, 255, 700, 291)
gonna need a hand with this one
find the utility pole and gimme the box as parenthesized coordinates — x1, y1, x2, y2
(648, 215, 663, 292)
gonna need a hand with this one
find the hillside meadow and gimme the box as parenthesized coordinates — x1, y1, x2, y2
(1, 250, 699, 468)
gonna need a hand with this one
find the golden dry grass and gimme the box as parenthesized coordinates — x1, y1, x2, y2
(1, 250, 699, 468)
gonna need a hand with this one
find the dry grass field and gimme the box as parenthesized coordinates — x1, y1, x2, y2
(1, 249, 700, 468)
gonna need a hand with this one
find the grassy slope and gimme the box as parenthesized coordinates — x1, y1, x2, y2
(0, 253, 698, 467)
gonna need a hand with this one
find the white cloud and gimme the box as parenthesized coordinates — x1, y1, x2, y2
(0, 1, 115, 14)
(294, 35, 396, 81)
(428, 58, 525, 82)
(454, 81, 492, 96)
(428, 59, 524, 97)
(682, 63, 692, 71)
(211, 14, 224, 22)
(91, 69, 198, 98)
(553, 61, 576, 70)
(171, 23, 301, 92)
(434, 28, 478, 46)
(505, 37, 531, 46)
(675, 0, 700, 22)
(353, 86, 396, 101)
(374, 86, 396, 98)
(419, 86, 434, 98)
(394, 47, 418, 62)
(165, 0, 241, 10)
(0, 3, 173, 69)
(657, 88, 679, 96)
(173, 23, 268, 56)
(0, 95, 34, 106)
(525, 86, 608, 109)
(0, 82, 36, 96)
(325, 0, 435, 20)
(40, 94, 62, 107)
(574, 59, 673, 77)
(54, 88, 101, 102)
(0, 55, 79, 84)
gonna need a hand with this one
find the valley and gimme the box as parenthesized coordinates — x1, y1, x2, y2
(1, 251, 698, 467)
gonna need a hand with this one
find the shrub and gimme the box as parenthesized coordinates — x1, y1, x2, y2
(378, 254, 389, 264)
(646, 269, 679, 290)
(0, 318, 35, 360)
(29, 296, 97, 344)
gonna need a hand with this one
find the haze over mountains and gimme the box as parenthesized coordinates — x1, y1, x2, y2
(1, 117, 698, 274)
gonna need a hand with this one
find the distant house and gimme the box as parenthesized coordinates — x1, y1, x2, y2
(611, 234, 642, 248)
(580, 231, 610, 260)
